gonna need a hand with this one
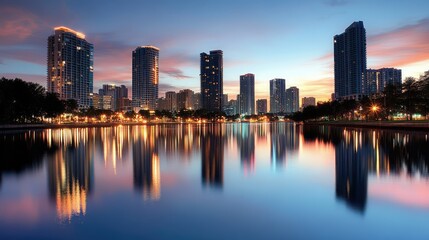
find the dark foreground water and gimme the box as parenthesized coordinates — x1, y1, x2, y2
(0, 123, 428, 239)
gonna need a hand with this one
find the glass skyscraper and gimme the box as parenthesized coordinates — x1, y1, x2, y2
(132, 46, 159, 110)
(286, 86, 299, 114)
(334, 21, 367, 100)
(200, 50, 223, 111)
(269, 78, 286, 114)
(239, 73, 255, 115)
(47, 26, 94, 108)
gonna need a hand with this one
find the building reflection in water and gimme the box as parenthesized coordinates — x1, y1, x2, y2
(132, 125, 161, 200)
(96, 126, 131, 174)
(46, 128, 94, 221)
(0, 130, 53, 189)
(335, 130, 368, 212)
(201, 124, 224, 187)
(157, 124, 200, 162)
(238, 123, 255, 173)
(270, 123, 299, 170)
(303, 125, 429, 213)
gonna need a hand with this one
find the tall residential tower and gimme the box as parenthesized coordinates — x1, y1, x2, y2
(269, 78, 286, 114)
(132, 46, 159, 110)
(47, 26, 94, 108)
(334, 21, 367, 100)
(200, 50, 223, 111)
(239, 73, 255, 115)
(286, 86, 299, 113)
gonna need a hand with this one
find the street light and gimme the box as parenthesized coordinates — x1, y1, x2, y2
(371, 105, 379, 120)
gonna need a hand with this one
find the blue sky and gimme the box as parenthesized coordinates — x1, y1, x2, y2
(1, 0, 429, 102)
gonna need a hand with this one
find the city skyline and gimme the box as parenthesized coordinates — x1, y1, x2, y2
(1, 0, 429, 103)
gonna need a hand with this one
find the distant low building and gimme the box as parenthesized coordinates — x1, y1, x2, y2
(367, 68, 402, 95)
(256, 99, 267, 114)
(177, 89, 194, 110)
(224, 99, 238, 116)
(302, 97, 316, 108)
(99, 84, 129, 111)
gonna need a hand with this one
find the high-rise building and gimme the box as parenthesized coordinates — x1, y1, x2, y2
(222, 94, 229, 110)
(132, 46, 159, 110)
(367, 68, 402, 95)
(236, 94, 241, 114)
(47, 26, 94, 108)
(193, 92, 201, 110)
(334, 21, 367, 100)
(165, 91, 177, 112)
(286, 87, 299, 113)
(302, 97, 316, 108)
(200, 50, 223, 111)
(224, 99, 238, 116)
(177, 89, 194, 110)
(239, 73, 255, 115)
(256, 99, 267, 114)
(156, 97, 169, 111)
(269, 78, 286, 114)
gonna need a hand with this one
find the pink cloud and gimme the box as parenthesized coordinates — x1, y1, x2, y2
(368, 18, 429, 68)
(160, 53, 196, 79)
(0, 7, 41, 44)
(92, 34, 197, 85)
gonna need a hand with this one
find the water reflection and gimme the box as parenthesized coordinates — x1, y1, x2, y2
(96, 126, 131, 174)
(238, 123, 255, 173)
(1, 123, 429, 231)
(335, 130, 368, 212)
(270, 123, 299, 169)
(0, 130, 55, 188)
(132, 126, 161, 200)
(157, 124, 200, 162)
(201, 124, 224, 188)
(303, 125, 429, 212)
(46, 128, 94, 221)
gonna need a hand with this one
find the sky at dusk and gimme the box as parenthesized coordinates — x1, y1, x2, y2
(1, 0, 429, 102)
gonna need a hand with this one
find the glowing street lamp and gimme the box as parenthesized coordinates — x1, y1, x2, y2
(371, 104, 379, 120)
(371, 105, 379, 112)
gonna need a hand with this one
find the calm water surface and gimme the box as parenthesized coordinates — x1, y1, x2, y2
(0, 123, 428, 239)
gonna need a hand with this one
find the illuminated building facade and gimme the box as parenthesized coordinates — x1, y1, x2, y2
(132, 46, 159, 110)
(47, 26, 94, 108)
(200, 50, 223, 111)
(177, 89, 195, 110)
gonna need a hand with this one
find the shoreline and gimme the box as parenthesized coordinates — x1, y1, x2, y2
(0, 122, 174, 132)
(1, 120, 429, 132)
(304, 121, 429, 131)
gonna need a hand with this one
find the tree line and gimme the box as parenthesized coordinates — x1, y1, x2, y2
(0, 78, 77, 124)
(291, 71, 429, 122)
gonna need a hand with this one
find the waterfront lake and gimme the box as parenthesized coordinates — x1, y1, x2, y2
(0, 123, 428, 239)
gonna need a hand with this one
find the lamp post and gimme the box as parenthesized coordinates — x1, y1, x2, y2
(371, 105, 379, 120)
